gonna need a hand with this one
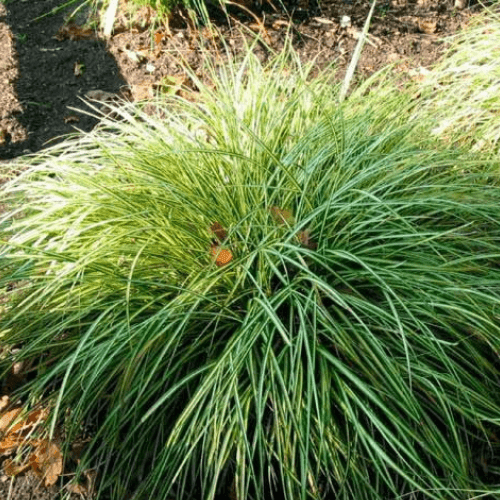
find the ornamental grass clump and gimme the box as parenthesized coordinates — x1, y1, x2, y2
(1, 49, 500, 500)
(411, 5, 500, 152)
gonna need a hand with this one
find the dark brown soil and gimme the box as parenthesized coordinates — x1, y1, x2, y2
(0, 0, 482, 161)
(0, 0, 125, 160)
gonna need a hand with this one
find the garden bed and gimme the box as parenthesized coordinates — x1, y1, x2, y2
(0, 0, 479, 160)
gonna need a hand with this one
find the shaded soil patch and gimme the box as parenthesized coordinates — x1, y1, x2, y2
(0, 0, 125, 160)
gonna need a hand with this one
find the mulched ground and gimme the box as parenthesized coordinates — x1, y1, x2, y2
(0, 0, 482, 161)
(0, 0, 488, 498)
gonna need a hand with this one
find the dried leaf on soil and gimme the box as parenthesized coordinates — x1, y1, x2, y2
(0, 434, 24, 455)
(0, 407, 49, 455)
(11, 407, 48, 434)
(311, 17, 334, 25)
(0, 405, 64, 485)
(85, 90, 117, 102)
(418, 18, 438, 34)
(29, 440, 63, 487)
(67, 482, 88, 495)
(131, 83, 154, 101)
(54, 23, 95, 41)
(154, 31, 164, 46)
(0, 407, 22, 433)
(66, 468, 97, 496)
(64, 115, 80, 124)
(124, 48, 147, 64)
(3, 458, 30, 476)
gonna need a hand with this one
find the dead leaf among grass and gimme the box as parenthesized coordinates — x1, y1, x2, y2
(418, 18, 438, 34)
(210, 244, 233, 267)
(0, 434, 24, 455)
(67, 481, 88, 495)
(297, 228, 317, 249)
(131, 82, 155, 101)
(10, 408, 49, 436)
(85, 90, 117, 102)
(210, 222, 228, 242)
(0, 407, 22, 433)
(270, 206, 295, 225)
(29, 440, 63, 487)
(3, 458, 30, 476)
(0, 406, 49, 456)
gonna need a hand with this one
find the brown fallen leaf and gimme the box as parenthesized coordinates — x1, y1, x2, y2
(54, 23, 95, 41)
(154, 31, 165, 46)
(0, 408, 22, 433)
(11, 357, 25, 376)
(131, 83, 154, 102)
(0, 434, 24, 455)
(8, 407, 49, 438)
(29, 439, 63, 487)
(311, 17, 334, 25)
(85, 90, 117, 102)
(70, 437, 91, 462)
(0, 406, 49, 456)
(297, 228, 317, 250)
(67, 482, 88, 495)
(210, 244, 233, 267)
(84, 468, 97, 497)
(210, 222, 228, 242)
(67, 468, 98, 497)
(3, 458, 30, 477)
(270, 206, 295, 225)
(272, 19, 291, 29)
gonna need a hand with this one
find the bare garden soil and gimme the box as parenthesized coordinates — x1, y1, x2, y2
(0, 0, 491, 498)
(0, 0, 484, 161)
